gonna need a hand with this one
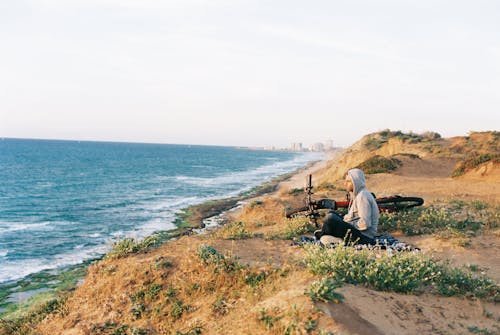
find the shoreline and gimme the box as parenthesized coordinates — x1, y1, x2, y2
(0, 155, 331, 319)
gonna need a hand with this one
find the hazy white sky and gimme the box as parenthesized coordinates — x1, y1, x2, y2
(1, 0, 499, 147)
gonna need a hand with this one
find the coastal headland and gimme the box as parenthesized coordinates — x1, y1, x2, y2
(1, 130, 499, 335)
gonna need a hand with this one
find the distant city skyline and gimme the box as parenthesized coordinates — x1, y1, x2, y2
(1, 1, 499, 148)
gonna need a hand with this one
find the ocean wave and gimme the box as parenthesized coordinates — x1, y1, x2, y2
(126, 217, 177, 240)
(174, 153, 321, 189)
(0, 244, 109, 283)
(176, 154, 321, 195)
(0, 220, 53, 235)
(0, 249, 8, 257)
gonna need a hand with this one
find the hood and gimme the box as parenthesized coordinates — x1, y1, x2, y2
(347, 168, 366, 196)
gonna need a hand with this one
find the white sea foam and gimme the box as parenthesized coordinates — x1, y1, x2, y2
(174, 153, 321, 191)
(111, 230, 125, 238)
(0, 220, 53, 235)
(126, 217, 177, 240)
(0, 244, 108, 283)
(139, 196, 202, 212)
(0, 249, 8, 257)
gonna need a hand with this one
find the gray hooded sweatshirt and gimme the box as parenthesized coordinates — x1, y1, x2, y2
(343, 168, 379, 238)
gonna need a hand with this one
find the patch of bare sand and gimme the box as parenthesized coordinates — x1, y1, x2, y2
(460, 162, 500, 181)
(392, 156, 459, 178)
(332, 285, 499, 335)
(210, 238, 302, 268)
(365, 156, 500, 203)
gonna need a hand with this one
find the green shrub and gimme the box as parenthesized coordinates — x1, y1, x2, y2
(90, 322, 129, 335)
(131, 328, 150, 335)
(356, 155, 401, 174)
(365, 130, 428, 151)
(212, 296, 229, 316)
(164, 286, 179, 302)
(378, 202, 498, 236)
(245, 271, 268, 287)
(288, 188, 304, 195)
(470, 200, 488, 211)
(420, 131, 442, 140)
(435, 267, 498, 299)
(452, 153, 500, 177)
(304, 245, 437, 293)
(146, 283, 162, 300)
(130, 303, 145, 319)
(303, 245, 499, 299)
(258, 308, 282, 329)
(153, 257, 173, 270)
(364, 137, 387, 151)
(249, 200, 264, 208)
(272, 217, 316, 240)
(88, 323, 150, 335)
(220, 221, 254, 240)
(197, 245, 241, 273)
(107, 233, 168, 259)
(175, 325, 204, 335)
(169, 299, 190, 320)
(466, 326, 495, 335)
(307, 277, 344, 303)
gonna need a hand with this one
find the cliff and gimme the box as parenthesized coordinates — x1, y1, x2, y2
(3, 130, 499, 335)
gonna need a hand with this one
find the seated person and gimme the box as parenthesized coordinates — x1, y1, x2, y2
(315, 168, 379, 245)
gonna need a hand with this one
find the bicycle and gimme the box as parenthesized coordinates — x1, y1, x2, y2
(285, 174, 424, 224)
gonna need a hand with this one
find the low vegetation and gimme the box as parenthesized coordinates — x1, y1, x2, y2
(303, 245, 499, 300)
(0, 297, 67, 335)
(452, 153, 500, 177)
(268, 217, 316, 240)
(363, 130, 441, 151)
(256, 306, 332, 335)
(107, 232, 171, 259)
(356, 155, 401, 174)
(306, 277, 344, 303)
(378, 201, 499, 238)
(215, 221, 255, 240)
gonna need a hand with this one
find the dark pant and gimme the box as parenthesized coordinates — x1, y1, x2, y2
(317, 211, 374, 245)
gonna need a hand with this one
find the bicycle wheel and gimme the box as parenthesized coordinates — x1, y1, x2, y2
(376, 196, 424, 212)
(285, 206, 309, 218)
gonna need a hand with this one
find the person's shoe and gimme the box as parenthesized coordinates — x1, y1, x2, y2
(314, 230, 322, 240)
(319, 235, 343, 247)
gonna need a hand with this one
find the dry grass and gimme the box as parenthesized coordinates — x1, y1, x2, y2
(7, 130, 500, 335)
(33, 236, 338, 335)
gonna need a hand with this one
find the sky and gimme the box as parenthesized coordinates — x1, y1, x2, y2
(0, 0, 499, 148)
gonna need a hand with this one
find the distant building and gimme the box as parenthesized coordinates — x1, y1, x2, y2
(290, 142, 303, 151)
(324, 140, 333, 151)
(310, 142, 325, 152)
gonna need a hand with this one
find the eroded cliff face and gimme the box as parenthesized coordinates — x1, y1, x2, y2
(316, 130, 499, 185)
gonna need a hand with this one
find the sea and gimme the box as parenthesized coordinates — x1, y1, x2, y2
(0, 138, 320, 284)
